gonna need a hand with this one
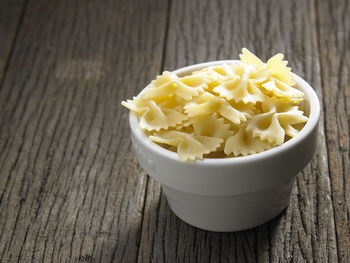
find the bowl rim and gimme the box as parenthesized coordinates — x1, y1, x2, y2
(129, 60, 320, 166)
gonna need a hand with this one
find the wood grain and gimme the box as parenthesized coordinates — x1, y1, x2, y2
(316, 0, 350, 261)
(0, 0, 27, 82)
(0, 0, 169, 262)
(138, 0, 342, 262)
(0, 0, 349, 262)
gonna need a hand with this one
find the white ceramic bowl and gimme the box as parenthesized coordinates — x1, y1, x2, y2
(129, 61, 320, 232)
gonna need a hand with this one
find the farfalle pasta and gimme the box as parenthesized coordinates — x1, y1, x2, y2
(150, 130, 223, 162)
(121, 48, 309, 161)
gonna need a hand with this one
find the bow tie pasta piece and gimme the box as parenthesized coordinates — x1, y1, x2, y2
(122, 98, 187, 131)
(139, 101, 187, 131)
(206, 64, 236, 78)
(151, 71, 178, 87)
(193, 64, 235, 79)
(246, 106, 308, 145)
(141, 81, 198, 101)
(179, 74, 211, 89)
(246, 110, 286, 145)
(151, 70, 208, 88)
(175, 92, 216, 129)
(247, 65, 272, 86)
(192, 64, 237, 91)
(277, 108, 308, 126)
(261, 78, 304, 101)
(150, 130, 223, 161)
(224, 126, 274, 156)
(158, 93, 187, 112)
(190, 113, 234, 151)
(141, 71, 207, 101)
(239, 48, 265, 67)
(240, 48, 295, 86)
(189, 113, 234, 140)
(267, 53, 294, 86)
(191, 91, 216, 103)
(229, 101, 257, 116)
(121, 98, 148, 115)
(184, 96, 251, 125)
(261, 95, 306, 114)
(213, 64, 265, 103)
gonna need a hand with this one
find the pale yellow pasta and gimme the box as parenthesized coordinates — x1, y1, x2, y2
(213, 64, 265, 103)
(246, 110, 286, 145)
(151, 70, 208, 89)
(266, 53, 295, 86)
(261, 95, 306, 116)
(158, 93, 187, 112)
(192, 64, 235, 91)
(184, 94, 250, 125)
(224, 126, 274, 156)
(187, 114, 232, 138)
(240, 48, 294, 86)
(186, 113, 234, 151)
(121, 98, 187, 131)
(230, 101, 257, 116)
(261, 78, 304, 101)
(246, 97, 308, 144)
(141, 71, 207, 101)
(121, 48, 309, 161)
(150, 130, 223, 161)
(283, 124, 301, 138)
(239, 48, 265, 67)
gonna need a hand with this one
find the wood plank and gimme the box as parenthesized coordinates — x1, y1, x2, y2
(138, 0, 338, 262)
(0, 0, 168, 262)
(0, 0, 27, 82)
(316, 0, 350, 261)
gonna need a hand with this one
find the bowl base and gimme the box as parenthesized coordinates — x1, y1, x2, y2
(162, 178, 295, 232)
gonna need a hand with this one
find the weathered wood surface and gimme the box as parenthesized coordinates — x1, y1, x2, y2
(0, 0, 349, 262)
(0, 0, 168, 262)
(0, 0, 27, 82)
(316, 0, 350, 261)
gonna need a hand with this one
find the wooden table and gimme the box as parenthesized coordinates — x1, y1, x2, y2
(0, 0, 349, 262)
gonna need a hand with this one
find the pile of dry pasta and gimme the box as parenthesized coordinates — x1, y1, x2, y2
(122, 48, 308, 161)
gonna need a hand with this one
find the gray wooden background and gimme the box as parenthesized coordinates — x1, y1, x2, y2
(0, 0, 349, 262)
